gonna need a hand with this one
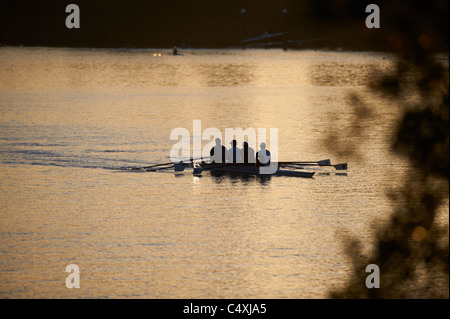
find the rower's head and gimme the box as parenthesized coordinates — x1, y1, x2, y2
(260, 142, 266, 149)
(215, 138, 221, 146)
(243, 141, 248, 148)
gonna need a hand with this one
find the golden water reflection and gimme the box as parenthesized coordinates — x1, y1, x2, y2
(0, 47, 447, 298)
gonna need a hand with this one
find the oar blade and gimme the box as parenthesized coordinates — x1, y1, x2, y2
(174, 163, 185, 172)
(333, 163, 348, 170)
(193, 166, 204, 175)
(317, 159, 331, 166)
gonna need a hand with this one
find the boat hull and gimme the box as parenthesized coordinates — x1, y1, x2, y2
(201, 164, 315, 178)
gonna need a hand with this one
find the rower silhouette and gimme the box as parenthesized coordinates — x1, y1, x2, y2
(241, 141, 255, 165)
(256, 142, 271, 166)
(210, 138, 226, 163)
(173, 46, 178, 55)
(227, 139, 242, 164)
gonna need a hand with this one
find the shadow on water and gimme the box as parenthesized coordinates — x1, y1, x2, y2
(209, 170, 272, 186)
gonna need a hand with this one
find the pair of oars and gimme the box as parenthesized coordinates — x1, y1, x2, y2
(128, 162, 176, 171)
(136, 156, 209, 172)
(279, 159, 348, 170)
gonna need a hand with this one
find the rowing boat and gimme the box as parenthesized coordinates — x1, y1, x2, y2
(199, 163, 315, 178)
(133, 158, 346, 178)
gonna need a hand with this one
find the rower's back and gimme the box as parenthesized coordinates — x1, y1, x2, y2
(210, 138, 227, 163)
(256, 143, 271, 166)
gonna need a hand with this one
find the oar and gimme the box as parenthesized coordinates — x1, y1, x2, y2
(284, 163, 348, 170)
(143, 165, 178, 172)
(279, 164, 306, 170)
(141, 155, 210, 170)
(140, 162, 176, 170)
(280, 159, 348, 170)
(282, 163, 348, 171)
(286, 159, 332, 166)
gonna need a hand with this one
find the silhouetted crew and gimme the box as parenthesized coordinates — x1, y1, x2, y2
(241, 142, 255, 165)
(227, 140, 241, 164)
(173, 46, 178, 55)
(210, 138, 226, 163)
(256, 142, 271, 166)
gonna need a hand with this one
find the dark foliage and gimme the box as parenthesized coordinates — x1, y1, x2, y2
(327, 0, 449, 298)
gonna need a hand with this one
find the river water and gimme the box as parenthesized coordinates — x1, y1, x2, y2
(0, 47, 447, 298)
